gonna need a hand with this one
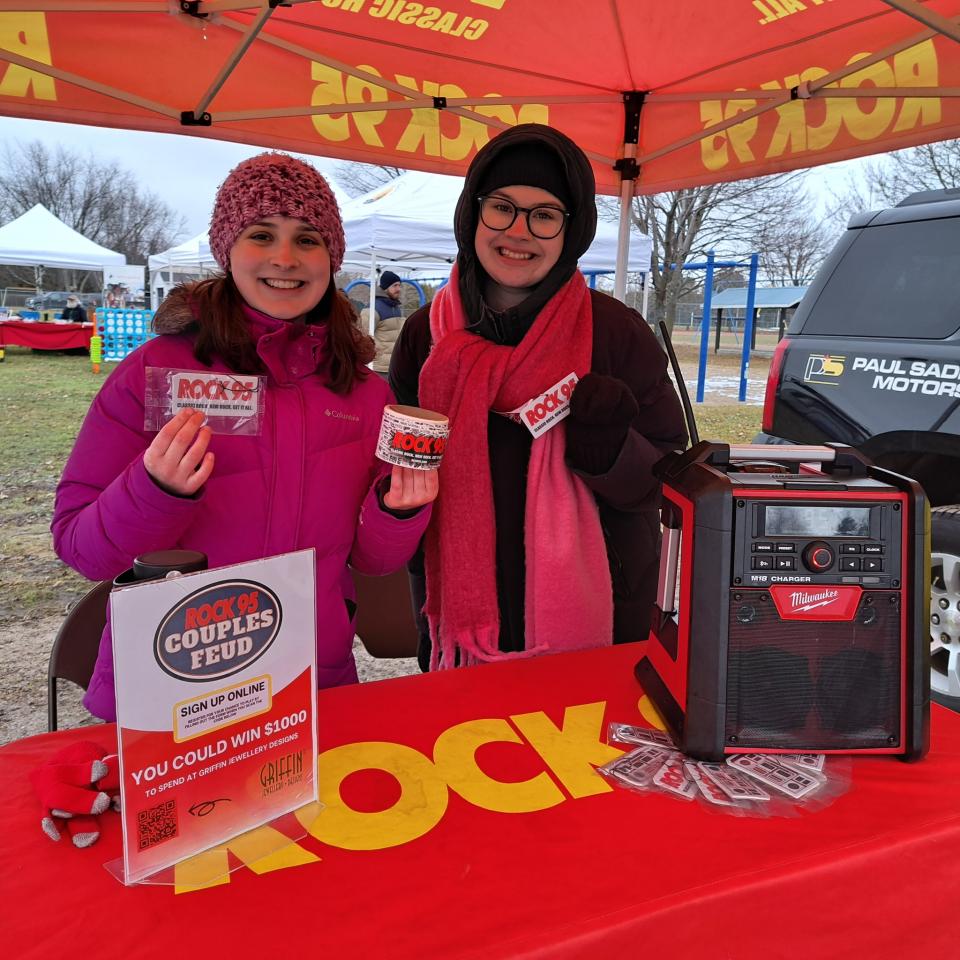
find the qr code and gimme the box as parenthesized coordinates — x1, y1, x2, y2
(137, 799, 178, 851)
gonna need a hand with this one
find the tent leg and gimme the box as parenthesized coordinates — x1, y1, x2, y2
(367, 255, 378, 367)
(614, 92, 644, 304)
(613, 162, 634, 304)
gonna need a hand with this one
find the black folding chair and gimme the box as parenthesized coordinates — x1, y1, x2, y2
(47, 580, 111, 731)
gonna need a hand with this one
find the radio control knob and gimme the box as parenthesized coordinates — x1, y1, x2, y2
(803, 541, 834, 572)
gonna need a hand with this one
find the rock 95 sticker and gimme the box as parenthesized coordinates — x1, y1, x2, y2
(144, 367, 265, 436)
(501, 372, 579, 438)
(170, 371, 259, 415)
(154, 580, 281, 682)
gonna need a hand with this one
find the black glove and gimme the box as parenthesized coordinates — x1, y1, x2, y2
(564, 374, 638, 475)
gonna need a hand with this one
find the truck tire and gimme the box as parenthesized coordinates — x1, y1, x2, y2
(930, 506, 960, 709)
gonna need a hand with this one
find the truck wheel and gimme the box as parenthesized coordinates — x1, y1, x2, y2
(931, 506, 960, 708)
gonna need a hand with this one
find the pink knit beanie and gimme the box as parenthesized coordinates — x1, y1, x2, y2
(209, 152, 345, 274)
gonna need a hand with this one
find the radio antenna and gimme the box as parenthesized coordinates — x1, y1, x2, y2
(658, 321, 700, 446)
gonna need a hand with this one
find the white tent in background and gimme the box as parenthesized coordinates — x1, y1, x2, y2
(0, 204, 126, 275)
(148, 230, 213, 272)
(148, 231, 215, 307)
(340, 172, 462, 270)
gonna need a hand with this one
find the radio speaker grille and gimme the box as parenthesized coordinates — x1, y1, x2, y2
(724, 592, 901, 750)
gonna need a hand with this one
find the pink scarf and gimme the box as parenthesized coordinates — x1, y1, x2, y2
(419, 266, 613, 669)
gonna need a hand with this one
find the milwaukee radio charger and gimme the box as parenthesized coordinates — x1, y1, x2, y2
(636, 440, 930, 762)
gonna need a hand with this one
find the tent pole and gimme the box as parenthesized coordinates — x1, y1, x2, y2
(642, 271, 650, 319)
(368, 253, 378, 338)
(189, 6, 275, 120)
(878, 0, 960, 44)
(614, 92, 644, 304)
(613, 167, 633, 304)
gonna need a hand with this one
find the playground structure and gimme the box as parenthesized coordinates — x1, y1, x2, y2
(676, 251, 760, 404)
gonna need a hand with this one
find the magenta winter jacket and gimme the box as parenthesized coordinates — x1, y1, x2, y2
(52, 294, 430, 721)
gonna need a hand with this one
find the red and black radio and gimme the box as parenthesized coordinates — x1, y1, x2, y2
(636, 441, 930, 761)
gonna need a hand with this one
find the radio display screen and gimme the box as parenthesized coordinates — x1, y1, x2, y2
(764, 505, 871, 538)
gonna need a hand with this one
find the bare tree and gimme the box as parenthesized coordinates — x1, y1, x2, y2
(751, 194, 835, 287)
(0, 141, 186, 291)
(827, 139, 960, 229)
(622, 172, 816, 334)
(868, 139, 960, 200)
(333, 160, 406, 198)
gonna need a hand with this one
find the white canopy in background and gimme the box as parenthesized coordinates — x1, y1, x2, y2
(147, 232, 214, 308)
(148, 230, 214, 272)
(0, 204, 126, 270)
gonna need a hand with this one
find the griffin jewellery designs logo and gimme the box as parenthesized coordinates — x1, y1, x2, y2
(154, 580, 282, 682)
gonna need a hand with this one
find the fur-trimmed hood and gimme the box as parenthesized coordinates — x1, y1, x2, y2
(152, 284, 200, 336)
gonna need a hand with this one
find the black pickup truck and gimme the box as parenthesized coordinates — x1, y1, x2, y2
(757, 186, 960, 707)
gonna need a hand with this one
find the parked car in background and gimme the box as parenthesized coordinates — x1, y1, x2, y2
(757, 186, 960, 708)
(24, 291, 102, 312)
(25, 291, 72, 310)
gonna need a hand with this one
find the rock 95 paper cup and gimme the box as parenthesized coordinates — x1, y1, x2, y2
(376, 404, 449, 470)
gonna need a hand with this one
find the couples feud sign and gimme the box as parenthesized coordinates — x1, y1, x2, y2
(110, 550, 318, 884)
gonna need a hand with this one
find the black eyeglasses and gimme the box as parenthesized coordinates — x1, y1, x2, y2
(477, 196, 570, 240)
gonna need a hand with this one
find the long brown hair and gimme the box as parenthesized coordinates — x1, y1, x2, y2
(182, 274, 375, 394)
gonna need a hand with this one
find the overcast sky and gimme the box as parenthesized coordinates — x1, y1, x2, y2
(0, 114, 867, 246)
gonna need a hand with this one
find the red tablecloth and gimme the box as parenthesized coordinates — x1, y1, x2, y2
(1, 642, 956, 959)
(0, 319, 93, 350)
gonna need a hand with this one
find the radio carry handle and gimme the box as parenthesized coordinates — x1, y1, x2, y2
(655, 440, 871, 482)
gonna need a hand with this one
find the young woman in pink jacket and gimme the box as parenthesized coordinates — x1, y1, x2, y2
(52, 152, 438, 721)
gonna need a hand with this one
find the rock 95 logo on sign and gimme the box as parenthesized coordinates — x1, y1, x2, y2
(154, 580, 282, 681)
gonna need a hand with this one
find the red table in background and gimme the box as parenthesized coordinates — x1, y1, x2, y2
(1, 641, 957, 959)
(0, 318, 93, 357)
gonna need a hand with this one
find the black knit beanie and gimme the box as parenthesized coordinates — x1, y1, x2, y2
(475, 142, 573, 210)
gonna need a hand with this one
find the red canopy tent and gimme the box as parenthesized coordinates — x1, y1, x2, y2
(0, 0, 958, 290)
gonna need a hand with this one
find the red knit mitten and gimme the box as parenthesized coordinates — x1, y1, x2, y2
(30, 741, 120, 848)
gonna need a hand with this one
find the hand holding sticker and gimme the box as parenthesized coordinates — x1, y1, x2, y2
(144, 408, 215, 496)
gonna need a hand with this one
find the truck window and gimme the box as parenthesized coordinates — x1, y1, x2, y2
(802, 218, 960, 340)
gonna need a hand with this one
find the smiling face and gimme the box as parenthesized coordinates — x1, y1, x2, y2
(229, 216, 331, 321)
(474, 185, 567, 310)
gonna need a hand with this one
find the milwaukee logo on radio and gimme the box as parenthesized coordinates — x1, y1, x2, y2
(789, 588, 840, 613)
(770, 584, 861, 621)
